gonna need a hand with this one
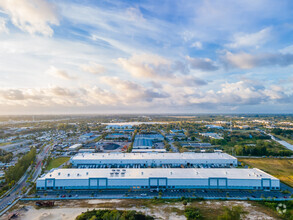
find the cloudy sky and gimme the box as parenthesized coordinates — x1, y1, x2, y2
(0, 0, 293, 114)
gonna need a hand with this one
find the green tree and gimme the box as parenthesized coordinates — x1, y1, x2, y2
(218, 206, 246, 220)
(183, 200, 188, 207)
(184, 207, 203, 220)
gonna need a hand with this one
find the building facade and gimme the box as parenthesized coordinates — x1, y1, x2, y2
(36, 168, 280, 191)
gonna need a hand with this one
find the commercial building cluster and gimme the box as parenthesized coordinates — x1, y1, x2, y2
(37, 152, 279, 191)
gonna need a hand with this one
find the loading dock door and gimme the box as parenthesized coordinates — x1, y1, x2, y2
(218, 179, 227, 188)
(262, 179, 271, 188)
(149, 178, 167, 188)
(46, 179, 55, 188)
(89, 179, 98, 188)
(209, 178, 218, 188)
(158, 178, 167, 187)
(99, 178, 107, 188)
(150, 178, 157, 187)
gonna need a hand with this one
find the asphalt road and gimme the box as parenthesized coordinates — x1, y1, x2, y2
(0, 143, 52, 215)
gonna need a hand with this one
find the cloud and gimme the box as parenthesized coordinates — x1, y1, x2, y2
(0, 17, 8, 34)
(222, 51, 293, 69)
(176, 80, 291, 107)
(117, 53, 171, 79)
(46, 66, 76, 80)
(50, 86, 76, 97)
(117, 53, 208, 87)
(0, 0, 59, 36)
(191, 41, 203, 49)
(0, 78, 291, 114)
(186, 56, 218, 71)
(101, 77, 169, 103)
(126, 7, 145, 22)
(226, 27, 271, 49)
(80, 62, 105, 74)
(0, 89, 25, 100)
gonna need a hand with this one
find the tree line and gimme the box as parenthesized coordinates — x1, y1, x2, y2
(5, 147, 36, 185)
(234, 141, 292, 157)
(76, 209, 154, 220)
(0, 149, 13, 163)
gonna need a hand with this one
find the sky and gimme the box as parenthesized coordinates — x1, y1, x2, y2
(0, 0, 293, 114)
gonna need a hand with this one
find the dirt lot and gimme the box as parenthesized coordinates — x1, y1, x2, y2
(2, 199, 282, 220)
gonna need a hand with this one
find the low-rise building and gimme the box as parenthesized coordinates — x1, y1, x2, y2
(36, 168, 280, 191)
(68, 144, 82, 151)
(70, 152, 237, 168)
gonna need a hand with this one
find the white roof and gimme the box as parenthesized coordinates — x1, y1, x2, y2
(131, 149, 167, 153)
(71, 152, 236, 161)
(69, 144, 82, 149)
(39, 168, 278, 180)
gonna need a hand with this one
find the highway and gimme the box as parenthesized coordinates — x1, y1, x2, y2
(268, 134, 293, 151)
(0, 143, 52, 216)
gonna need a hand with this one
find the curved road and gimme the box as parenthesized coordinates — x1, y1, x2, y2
(0, 143, 52, 216)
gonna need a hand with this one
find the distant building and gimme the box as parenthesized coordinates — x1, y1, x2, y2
(78, 149, 95, 153)
(106, 125, 133, 130)
(68, 144, 82, 151)
(131, 149, 167, 153)
(70, 152, 237, 168)
(205, 125, 223, 129)
(200, 132, 223, 139)
(170, 129, 184, 134)
(132, 134, 164, 149)
(79, 133, 99, 142)
(181, 143, 213, 148)
(133, 137, 153, 149)
(105, 133, 131, 141)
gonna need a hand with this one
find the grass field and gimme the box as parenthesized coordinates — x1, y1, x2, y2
(274, 134, 293, 145)
(46, 157, 70, 170)
(239, 158, 293, 187)
(0, 142, 12, 146)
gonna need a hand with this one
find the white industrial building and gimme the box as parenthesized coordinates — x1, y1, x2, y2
(68, 144, 82, 151)
(36, 168, 280, 191)
(70, 152, 237, 168)
(131, 149, 167, 153)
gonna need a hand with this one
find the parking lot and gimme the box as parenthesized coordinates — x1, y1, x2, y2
(77, 164, 233, 169)
(34, 183, 292, 201)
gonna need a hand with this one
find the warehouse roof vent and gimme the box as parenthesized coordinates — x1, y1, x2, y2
(77, 173, 80, 176)
(49, 174, 52, 177)
(86, 172, 88, 175)
(58, 172, 60, 176)
(170, 172, 173, 175)
(141, 172, 144, 175)
(68, 173, 70, 177)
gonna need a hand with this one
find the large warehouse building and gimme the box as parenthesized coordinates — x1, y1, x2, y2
(36, 168, 280, 191)
(70, 152, 238, 168)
